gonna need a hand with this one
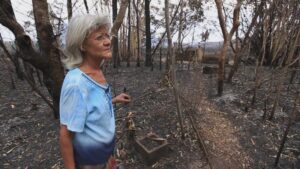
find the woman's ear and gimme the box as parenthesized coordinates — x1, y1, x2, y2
(80, 45, 86, 52)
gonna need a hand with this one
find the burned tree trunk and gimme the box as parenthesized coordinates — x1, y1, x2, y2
(0, 0, 64, 118)
(127, 0, 131, 67)
(150, 0, 182, 71)
(0, 34, 16, 89)
(227, 1, 264, 83)
(112, 0, 119, 68)
(274, 90, 300, 166)
(67, 0, 72, 20)
(145, 0, 152, 67)
(214, 0, 242, 96)
(133, 0, 141, 67)
(83, 0, 89, 13)
(32, 0, 65, 118)
(269, 29, 300, 120)
(165, 0, 185, 139)
(177, 1, 184, 66)
(111, 0, 129, 67)
(251, 14, 269, 106)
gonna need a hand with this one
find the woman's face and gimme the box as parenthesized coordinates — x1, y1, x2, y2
(82, 26, 111, 60)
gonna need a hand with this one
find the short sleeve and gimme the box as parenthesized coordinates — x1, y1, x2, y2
(59, 85, 87, 132)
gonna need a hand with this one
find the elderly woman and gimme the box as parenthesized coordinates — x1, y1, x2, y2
(59, 14, 131, 169)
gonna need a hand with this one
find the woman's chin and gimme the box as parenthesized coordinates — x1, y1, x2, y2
(104, 54, 112, 60)
(101, 53, 112, 60)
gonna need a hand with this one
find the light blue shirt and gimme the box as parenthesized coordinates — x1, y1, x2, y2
(60, 68, 115, 165)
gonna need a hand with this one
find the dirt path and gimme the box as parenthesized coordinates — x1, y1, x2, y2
(177, 66, 299, 169)
(176, 69, 252, 169)
(195, 101, 252, 169)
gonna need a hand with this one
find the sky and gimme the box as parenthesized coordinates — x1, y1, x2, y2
(0, 0, 253, 44)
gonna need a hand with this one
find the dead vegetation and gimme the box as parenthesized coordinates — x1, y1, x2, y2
(1, 61, 299, 168)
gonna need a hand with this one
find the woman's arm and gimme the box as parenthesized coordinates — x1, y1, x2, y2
(59, 125, 76, 169)
(112, 93, 131, 104)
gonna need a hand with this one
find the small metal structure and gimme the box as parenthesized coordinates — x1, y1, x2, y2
(134, 132, 168, 165)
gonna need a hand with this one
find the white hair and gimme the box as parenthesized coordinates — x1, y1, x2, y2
(62, 14, 111, 69)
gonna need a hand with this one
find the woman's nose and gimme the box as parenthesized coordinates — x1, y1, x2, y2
(103, 38, 111, 46)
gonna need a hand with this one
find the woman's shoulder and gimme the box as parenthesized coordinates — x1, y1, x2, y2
(62, 68, 86, 88)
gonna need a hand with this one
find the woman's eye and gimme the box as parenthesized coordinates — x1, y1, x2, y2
(96, 34, 110, 41)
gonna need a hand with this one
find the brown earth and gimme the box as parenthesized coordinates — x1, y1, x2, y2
(0, 61, 299, 169)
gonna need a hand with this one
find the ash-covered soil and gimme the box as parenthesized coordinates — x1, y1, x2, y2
(1, 61, 299, 169)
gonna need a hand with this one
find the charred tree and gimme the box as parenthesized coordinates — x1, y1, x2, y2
(112, 0, 119, 68)
(150, 0, 182, 71)
(165, 0, 185, 139)
(214, 0, 242, 96)
(127, 0, 131, 67)
(67, 0, 72, 20)
(32, 0, 65, 118)
(83, 0, 89, 13)
(144, 0, 152, 67)
(133, 0, 140, 67)
(0, 34, 16, 89)
(269, 29, 300, 120)
(0, 0, 64, 118)
(177, 1, 184, 65)
(274, 90, 300, 166)
(227, 1, 264, 83)
(111, 0, 129, 67)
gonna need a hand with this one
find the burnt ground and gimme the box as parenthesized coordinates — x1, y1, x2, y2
(0, 61, 300, 169)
